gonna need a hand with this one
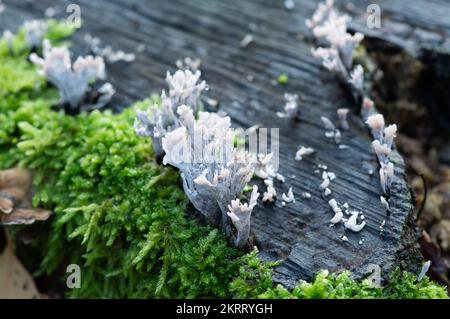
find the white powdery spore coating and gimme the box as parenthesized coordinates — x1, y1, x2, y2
(365, 113, 398, 196)
(255, 153, 277, 180)
(276, 173, 285, 183)
(295, 146, 315, 161)
(311, 47, 347, 77)
(166, 69, 207, 114)
(302, 192, 312, 199)
(372, 140, 391, 164)
(348, 65, 364, 92)
(417, 261, 432, 282)
(366, 113, 385, 142)
(380, 196, 390, 211)
(321, 116, 341, 144)
(384, 124, 398, 149)
(361, 97, 375, 119)
(29, 40, 105, 108)
(162, 106, 256, 236)
(277, 93, 299, 119)
(305, 0, 335, 29)
(344, 211, 366, 232)
(328, 198, 343, 224)
(23, 19, 48, 48)
(337, 108, 350, 130)
(135, 69, 209, 156)
(320, 178, 330, 190)
(308, 0, 364, 72)
(263, 179, 277, 203)
(380, 162, 395, 194)
(282, 187, 295, 203)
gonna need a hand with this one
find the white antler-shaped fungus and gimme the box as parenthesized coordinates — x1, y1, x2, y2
(227, 186, 260, 248)
(30, 40, 106, 109)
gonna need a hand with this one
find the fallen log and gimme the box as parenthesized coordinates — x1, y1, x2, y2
(2, 0, 448, 289)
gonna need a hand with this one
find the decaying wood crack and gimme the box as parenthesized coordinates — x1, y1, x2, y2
(0, 168, 52, 225)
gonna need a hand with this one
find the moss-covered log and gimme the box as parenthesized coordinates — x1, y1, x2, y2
(1, 0, 449, 296)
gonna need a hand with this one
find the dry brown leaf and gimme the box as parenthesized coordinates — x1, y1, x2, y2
(430, 220, 450, 253)
(0, 168, 52, 226)
(409, 155, 434, 180)
(396, 133, 423, 155)
(0, 241, 40, 299)
(419, 192, 443, 228)
(0, 168, 31, 189)
(1, 208, 52, 226)
(420, 230, 450, 287)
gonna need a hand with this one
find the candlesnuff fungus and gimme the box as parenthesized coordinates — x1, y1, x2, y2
(255, 153, 277, 180)
(30, 40, 106, 110)
(328, 198, 343, 224)
(337, 108, 350, 130)
(344, 211, 366, 232)
(321, 116, 341, 144)
(262, 179, 277, 203)
(361, 97, 375, 120)
(348, 64, 364, 93)
(277, 93, 299, 119)
(134, 69, 207, 157)
(366, 113, 398, 195)
(162, 105, 256, 245)
(227, 185, 260, 248)
(166, 69, 207, 115)
(308, 0, 364, 100)
(281, 187, 295, 203)
(295, 146, 315, 161)
(23, 19, 48, 49)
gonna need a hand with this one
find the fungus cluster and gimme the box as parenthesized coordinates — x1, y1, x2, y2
(308, 1, 398, 214)
(134, 69, 207, 156)
(366, 113, 397, 196)
(135, 69, 258, 248)
(277, 93, 300, 119)
(328, 198, 366, 232)
(84, 34, 136, 63)
(24, 19, 48, 49)
(161, 105, 257, 248)
(308, 0, 364, 100)
(30, 40, 112, 111)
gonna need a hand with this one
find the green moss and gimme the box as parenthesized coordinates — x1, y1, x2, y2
(0, 23, 447, 299)
(230, 253, 448, 299)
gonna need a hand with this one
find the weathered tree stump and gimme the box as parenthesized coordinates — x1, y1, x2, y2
(2, 0, 449, 288)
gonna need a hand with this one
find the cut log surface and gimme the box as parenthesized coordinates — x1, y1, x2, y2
(2, 0, 449, 288)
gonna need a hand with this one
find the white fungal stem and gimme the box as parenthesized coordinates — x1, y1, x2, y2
(380, 196, 390, 211)
(328, 198, 343, 224)
(262, 179, 277, 203)
(366, 113, 398, 196)
(30, 39, 106, 109)
(417, 261, 431, 282)
(307, 0, 364, 97)
(227, 186, 260, 248)
(337, 108, 350, 130)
